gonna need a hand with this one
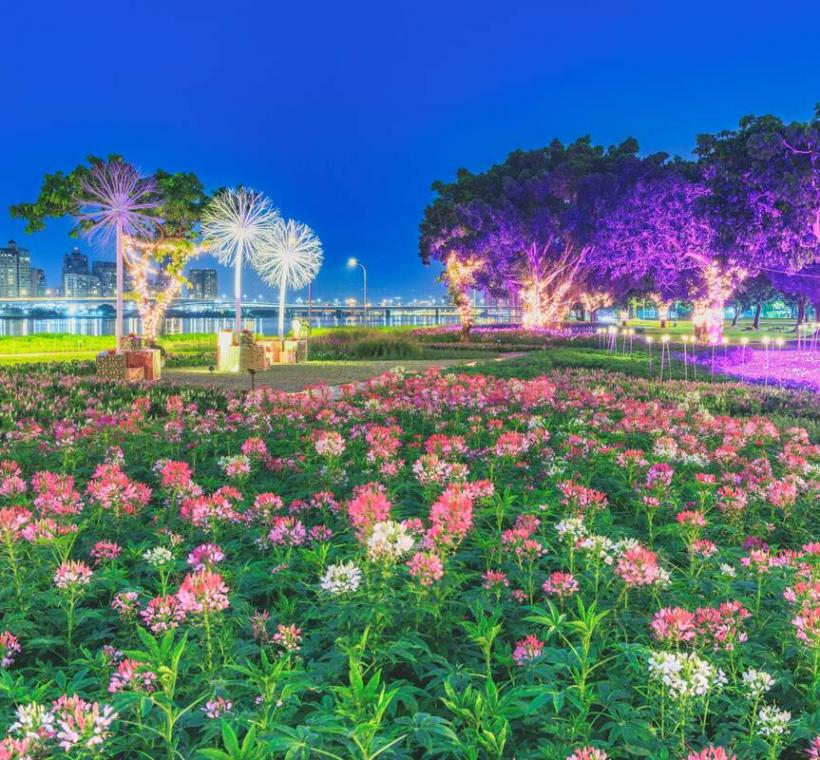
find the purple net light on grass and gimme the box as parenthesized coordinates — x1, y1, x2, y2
(712, 347, 820, 392)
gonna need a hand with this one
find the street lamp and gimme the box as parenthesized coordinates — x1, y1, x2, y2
(348, 257, 367, 326)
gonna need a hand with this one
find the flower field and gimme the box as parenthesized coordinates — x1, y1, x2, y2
(0, 363, 818, 759)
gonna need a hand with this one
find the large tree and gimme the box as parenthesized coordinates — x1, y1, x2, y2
(10, 155, 208, 343)
(591, 162, 748, 343)
(771, 265, 820, 327)
(696, 110, 820, 276)
(419, 136, 642, 326)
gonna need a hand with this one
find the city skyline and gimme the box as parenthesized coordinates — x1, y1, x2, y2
(0, 239, 449, 306)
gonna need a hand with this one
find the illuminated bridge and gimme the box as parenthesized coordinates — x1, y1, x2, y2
(0, 297, 521, 329)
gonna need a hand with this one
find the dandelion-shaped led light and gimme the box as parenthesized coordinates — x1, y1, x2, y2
(76, 160, 162, 344)
(201, 188, 280, 333)
(254, 219, 323, 339)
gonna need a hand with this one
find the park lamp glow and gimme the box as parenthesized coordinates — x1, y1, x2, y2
(775, 337, 785, 348)
(740, 337, 749, 345)
(762, 336, 771, 346)
(661, 334, 670, 343)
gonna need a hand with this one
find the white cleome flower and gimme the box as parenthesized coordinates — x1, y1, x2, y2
(742, 669, 775, 699)
(367, 520, 415, 563)
(757, 704, 791, 738)
(143, 547, 174, 567)
(320, 562, 362, 595)
(648, 651, 726, 700)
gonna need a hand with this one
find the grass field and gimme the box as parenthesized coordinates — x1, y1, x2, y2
(0, 318, 811, 365)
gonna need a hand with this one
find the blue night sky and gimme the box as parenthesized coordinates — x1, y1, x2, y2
(2, 0, 819, 301)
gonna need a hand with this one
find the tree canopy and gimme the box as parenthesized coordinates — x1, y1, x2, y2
(419, 109, 820, 332)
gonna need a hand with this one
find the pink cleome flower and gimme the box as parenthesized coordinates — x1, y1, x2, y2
(108, 658, 157, 693)
(651, 607, 697, 644)
(407, 551, 444, 586)
(186, 543, 225, 570)
(140, 595, 187, 634)
(53, 560, 93, 592)
(176, 569, 229, 614)
(685, 747, 737, 760)
(0, 631, 21, 667)
(90, 541, 122, 565)
(513, 634, 544, 666)
(346, 482, 392, 537)
(543, 571, 580, 599)
(615, 547, 662, 588)
(567, 749, 609, 760)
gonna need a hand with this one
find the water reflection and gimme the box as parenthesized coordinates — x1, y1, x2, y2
(0, 313, 469, 337)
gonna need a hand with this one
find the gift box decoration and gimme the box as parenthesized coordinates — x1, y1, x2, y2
(125, 349, 162, 381)
(239, 344, 269, 372)
(96, 352, 127, 380)
(119, 334, 142, 352)
(125, 367, 145, 382)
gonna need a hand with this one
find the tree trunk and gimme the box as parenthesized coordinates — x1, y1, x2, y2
(732, 304, 740, 327)
(753, 303, 761, 330)
(796, 295, 807, 329)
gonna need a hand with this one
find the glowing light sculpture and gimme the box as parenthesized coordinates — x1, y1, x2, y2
(201, 188, 280, 333)
(76, 160, 162, 345)
(254, 219, 323, 340)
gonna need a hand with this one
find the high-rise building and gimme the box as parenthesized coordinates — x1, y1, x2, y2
(62, 247, 98, 297)
(92, 261, 117, 297)
(62, 247, 89, 275)
(0, 240, 32, 297)
(188, 268, 218, 300)
(30, 268, 47, 297)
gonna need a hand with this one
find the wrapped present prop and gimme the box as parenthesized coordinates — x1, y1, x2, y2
(295, 339, 308, 363)
(239, 329, 256, 348)
(217, 331, 240, 372)
(279, 339, 299, 364)
(125, 349, 162, 381)
(125, 367, 145, 382)
(96, 352, 127, 380)
(239, 344, 269, 372)
(256, 340, 279, 365)
(119, 334, 142, 352)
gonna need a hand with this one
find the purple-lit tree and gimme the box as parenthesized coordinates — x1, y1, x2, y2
(419, 137, 640, 325)
(592, 167, 747, 343)
(771, 265, 820, 326)
(696, 110, 820, 286)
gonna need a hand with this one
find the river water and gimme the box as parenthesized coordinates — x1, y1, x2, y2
(0, 313, 465, 336)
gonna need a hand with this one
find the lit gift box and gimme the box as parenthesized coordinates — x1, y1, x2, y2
(96, 352, 127, 380)
(217, 331, 240, 372)
(239, 344, 269, 372)
(125, 349, 162, 381)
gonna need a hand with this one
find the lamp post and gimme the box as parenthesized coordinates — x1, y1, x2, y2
(348, 257, 367, 327)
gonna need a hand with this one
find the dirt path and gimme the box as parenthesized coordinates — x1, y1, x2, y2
(162, 354, 524, 393)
